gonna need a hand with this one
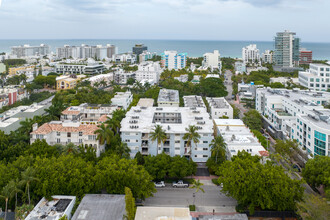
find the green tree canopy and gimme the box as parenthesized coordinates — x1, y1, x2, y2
(243, 110, 263, 131)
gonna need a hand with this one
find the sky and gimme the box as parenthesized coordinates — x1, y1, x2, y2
(0, 0, 329, 42)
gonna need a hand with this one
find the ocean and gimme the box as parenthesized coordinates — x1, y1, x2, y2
(0, 39, 329, 60)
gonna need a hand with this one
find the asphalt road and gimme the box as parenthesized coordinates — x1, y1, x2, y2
(224, 70, 233, 100)
(143, 184, 237, 208)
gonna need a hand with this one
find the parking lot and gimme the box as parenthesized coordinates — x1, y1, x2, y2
(143, 180, 237, 212)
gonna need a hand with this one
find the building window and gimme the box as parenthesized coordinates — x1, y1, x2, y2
(79, 132, 83, 136)
(88, 135, 96, 140)
(203, 155, 208, 158)
(203, 141, 208, 144)
(79, 139, 83, 143)
(203, 148, 208, 151)
(57, 139, 60, 143)
(67, 132, 71, 137)
(57, 132, 60, 136)
(175, 140, 180, 143)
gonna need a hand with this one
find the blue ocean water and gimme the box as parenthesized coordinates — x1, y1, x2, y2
(0, 39, 329, 60)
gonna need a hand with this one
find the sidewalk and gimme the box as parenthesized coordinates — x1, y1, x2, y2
(192, 175, 218, 180)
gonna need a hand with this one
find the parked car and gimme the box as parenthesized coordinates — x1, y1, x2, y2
(172, 180, 189, 188)
(263, 133, 270, 139)
(154, 181, 165, 188)
(292, 164, 301, 172)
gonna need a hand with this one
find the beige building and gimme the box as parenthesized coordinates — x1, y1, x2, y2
(56, 74, 86, 90)
(135, 207, 192, 220)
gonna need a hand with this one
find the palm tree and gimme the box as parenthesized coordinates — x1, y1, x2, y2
(94, 123, 114, 146)
(19, 74, 27, 85)
(190, 179, 205, 206)
(94, 82, 100, 88)
(112, 142, 131, 158)
(20, 167, 39, 205)
(100, 80, 107, 88)
(209, 136, 227, 163)
(0, 184, 12, 220)
(8, 179, 23, 210)
(183, 125, 201, 159)
(150, 125, 167, 155)
(61, 142, 79, 155)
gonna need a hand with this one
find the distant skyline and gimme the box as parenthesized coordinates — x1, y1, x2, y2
(0, 0, 329, 42)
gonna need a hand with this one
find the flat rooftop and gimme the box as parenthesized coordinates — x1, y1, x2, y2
(158, 89, 179, 103)
(206, 97, 230, 109)
(121, 106, 213, 134)
(183, 96, 206, 108)
(135, 207, 192, 220)
(72, 194, 125, 220)
(137, 98, 154, 107)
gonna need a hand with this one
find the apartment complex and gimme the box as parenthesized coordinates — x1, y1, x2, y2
(299, 49, 313, 64)
(30, 121, 105, 156)
(55, 63, 106, 75)
(111, 91, 133, 110)
(274, 30, 300, 67)
(161, 51, 187, 70)
(214, 119, 269, 160)
(139, 51, 156, 63)
(120, 106, 214, 162)
(202, 50, 222, 71)
(61, 103, 119, 123)
(157, 89, 180, 107)
(112, 53, 136, 64)
(113, 69, 136, 84)
(0, 63, 5, 73)
(133, 44, 148, 56)
(183, 96, 206, 108)
(256, 88, 330, 156)
(135, 61, 162, 84)
(56, 74, 86, 90)
(86, 73, 114, 87)
(11, 44, 50, 58)
(8, 65, 36, 76)
(242, 44, 260, 64)
(56, 44, 117, 60)
(234, 61, 246, 74)
(206, 97, 233, 119)
(0, 86, 28, 109)
(299, 63, 330, 91)
(262, 50, 273, 64)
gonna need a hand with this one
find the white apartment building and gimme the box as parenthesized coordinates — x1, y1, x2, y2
(161, 51, 187, 70)
(55, 63, 106, 75)
(299, 63, 330, 91)
(183, 96, 206, 108)
(139, 51, 156, 63)
(242, 44, 260, 64)
(256, 87, 330, 156)
(135, 61, 162, 84)
(174, 74, 188, 83)
(30, 121, 105, 157)
(262, 50, 273, 63)
(206, 97, 233, 119)
(86, 73, 114, 87)
(120, 106, 214, 162)
(111, 91, 133, 110)
(113, 69, 136, 84)
(11, 44, 50, 58)
(112, 53, 136, 64)
(56, 44, 117, 60)
(202, 50, 222, 72)
(61, 103, 120, 123)
(214, 119, 269, 160)
(157, 89, 180, 107)
(0, 86, 28, 109)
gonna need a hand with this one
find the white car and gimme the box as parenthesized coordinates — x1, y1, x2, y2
(154, 181, 165, 188)
(172, 180, 189, 188)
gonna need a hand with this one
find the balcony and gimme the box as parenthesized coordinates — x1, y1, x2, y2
(141, 148, 149, 155)
(184, 147, 191, 155)
(142, 134, 149, 140)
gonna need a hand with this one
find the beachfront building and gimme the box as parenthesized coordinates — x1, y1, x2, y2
(242, 44, 260, 64)
(30, 121, 105, 157)
(56, 44, 117, 60)
(183, 96, 206, 108)
(133, 44, 148, 56)
(11, 44, 50, 58)
(161, 51, 187, 70)
(299, 63, 330, 91)
(56, 74, 86, 90)
(274, 30, 300, 67)
(157, 89, 180, 107)
(111, 91, 133, 110)
(214, 119, 269, 160)
(202, 50, 222, 72)
(299, 48, 313, 65)
(262, 50, 273, 64)
(256, 87, 330, 156)
(206, 97, 233, 119)
(120, 106, 214, 162)
(135, 61, 162, 84)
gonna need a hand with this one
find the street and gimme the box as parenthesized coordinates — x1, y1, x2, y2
(143, 181, 237, 212)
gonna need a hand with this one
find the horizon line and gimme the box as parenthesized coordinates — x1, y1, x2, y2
(0, 38, 329, 44)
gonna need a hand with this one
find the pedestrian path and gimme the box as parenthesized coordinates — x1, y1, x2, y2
(192, 175, 218, 180)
